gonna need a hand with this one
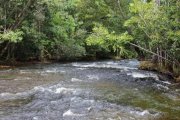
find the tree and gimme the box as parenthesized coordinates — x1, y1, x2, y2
(124, 0, 180, 73)
(86, 23, 135, 58)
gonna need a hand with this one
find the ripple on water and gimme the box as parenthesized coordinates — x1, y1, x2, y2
(55, 87, 73, 94)
(87, 75, 99, 80)
(127, 72, 159, 80)
(156, 84, 169, 90)
(0, 60, 179, 120)
(72, 62, 138, 70)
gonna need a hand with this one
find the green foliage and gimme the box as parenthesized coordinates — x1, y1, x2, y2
(86, 24, 135, 58)
(0, 0, 179, 68)
(0, 30, 23, 43)
(124, 0, 180, 71)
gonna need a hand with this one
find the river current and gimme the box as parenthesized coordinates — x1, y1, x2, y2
(0, 60, 179, 120)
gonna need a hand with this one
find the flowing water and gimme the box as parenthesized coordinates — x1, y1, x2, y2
(0, 60, 179, 120)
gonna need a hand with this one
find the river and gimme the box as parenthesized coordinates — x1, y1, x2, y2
(0, 60, 179, 120)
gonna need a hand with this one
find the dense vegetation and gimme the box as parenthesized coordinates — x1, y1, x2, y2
(0, 0, 179, 75)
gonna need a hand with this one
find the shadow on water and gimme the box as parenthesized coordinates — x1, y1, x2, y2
(0, 95, 34, 116)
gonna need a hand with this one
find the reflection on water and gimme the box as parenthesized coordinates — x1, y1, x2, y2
(0, 60, 179, 120)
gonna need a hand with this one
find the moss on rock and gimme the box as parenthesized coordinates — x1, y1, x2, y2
(175, 76, 180, 82)
(139, 61, 157, 71)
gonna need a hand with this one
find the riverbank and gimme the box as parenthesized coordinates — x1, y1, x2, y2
(0, 60, 55, 69)
(139, 61, 180, 82)
(0, 65, 11, 69)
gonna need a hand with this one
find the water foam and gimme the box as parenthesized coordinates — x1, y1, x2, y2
(87, 75, 99, 80)
(72, 62, 137, 70)
(156, 84, 169, 90)
(128, 72, 159, 80)
(33, 116, 38, 120)
(45, 69, 57, 73)
(20, 70, 31, 74)
(71, 78, 82, 82)
(63, 110, 84, 117)
(130, 110, 150, 116)
(55, 87, 73, 94)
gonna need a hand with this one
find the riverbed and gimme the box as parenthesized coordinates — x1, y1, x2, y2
(0, 60, 179, 120)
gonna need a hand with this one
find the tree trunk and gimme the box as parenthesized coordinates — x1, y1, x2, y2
(117, 0, 126, 19)
(10, 0, 34, 30)
(129, 42, 176, 65)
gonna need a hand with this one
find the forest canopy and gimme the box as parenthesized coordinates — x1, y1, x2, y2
(0, 0, 179, 73)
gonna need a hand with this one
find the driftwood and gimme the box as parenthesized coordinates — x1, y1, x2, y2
(129, 42, 178, 66)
